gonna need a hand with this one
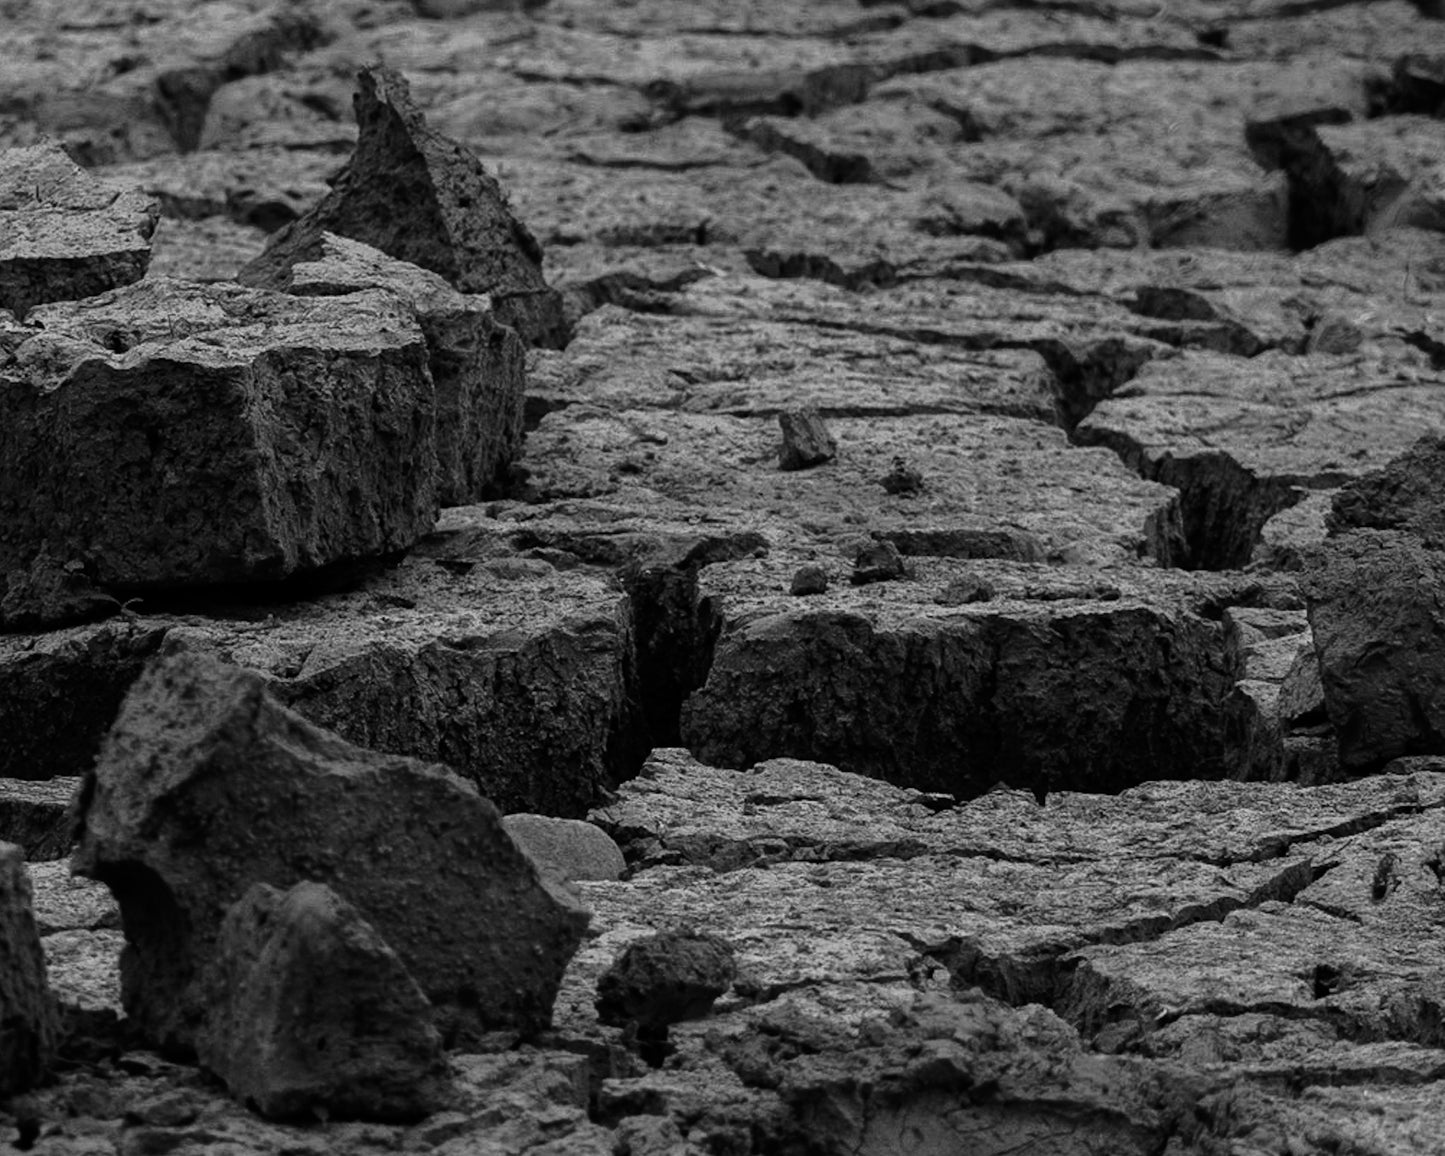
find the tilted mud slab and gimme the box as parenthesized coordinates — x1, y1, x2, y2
(0, 554, 638, 816)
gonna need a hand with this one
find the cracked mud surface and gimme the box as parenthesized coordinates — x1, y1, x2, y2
(4, 0, 1445, 1151)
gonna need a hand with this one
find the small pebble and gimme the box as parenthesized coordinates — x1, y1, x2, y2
(879, 455, 924, 496)
(934, 575, 995, 605)
(778, 407, 837, 471)
(790, 565, 829, 596)
(851, 540, 909, 585)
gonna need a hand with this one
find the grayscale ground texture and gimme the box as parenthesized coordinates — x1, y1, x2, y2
(3, 0, 1445, 1152)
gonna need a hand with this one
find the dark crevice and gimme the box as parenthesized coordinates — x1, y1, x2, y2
(901, 860, 1322, 1012)
(618, 538, 759, 752)
(1243, 111, 1418, 253)
(744, 248, 900, 290)
(1123, 288, 1269, 358)
(1029, 336, 1160, 431)
(725, 117, 874, 185)
(553, 265, 713, 334)
(996, 42, 1224, 65)
(636, 38, 1206, 131)
(730, 312, 1161, 429)
(153, 9, 329, 152)
(1373, 54, 1445, 118)
(1401, 328, 1445, 369)
(915, 856, 1328, 1025)
(1072, 428, 1309, 570)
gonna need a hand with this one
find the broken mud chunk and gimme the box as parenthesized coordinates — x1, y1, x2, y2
(596, 928, 737, 1065)
(1328, 433, 1445, 548)
(0, 142, 158, 317)
(256, 232, 527, 506)
(240, 66, 565, 348)
(1, 280, 438, 620)
(198, 880, 452, 1123)
(72, 650, 590, 1054)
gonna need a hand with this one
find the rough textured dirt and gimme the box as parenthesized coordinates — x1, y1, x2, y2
(2, 0, 1445, 1152)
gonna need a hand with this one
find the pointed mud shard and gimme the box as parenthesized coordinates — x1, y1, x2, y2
(0, 279, 438, 621)
(71, 650, 590, 1055)
(240, 66, 566, 348)
(259, 233, 526, 505)
(198, 881, 452, 1123)
(0, 142, 159, 318)
(777, 407, 837, 472)
(0, 842, 60, 1096)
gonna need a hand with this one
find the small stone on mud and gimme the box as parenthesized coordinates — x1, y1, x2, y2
(851, 540, 910, 585)
(934, 574, 996, 605)
(778, 407, 837, 471)
(595, 927, 737, 1033)
(879, 455, 925, 495)
(790, 565, 829, 596)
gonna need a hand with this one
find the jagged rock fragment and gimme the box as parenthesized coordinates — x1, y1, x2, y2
(0, 842, 59, 1096)
(0, 553, 638, 816)
(0, 142, 158, 317)
(1329, 433, 1445, 546)
(1278, 643, 1326, 727)
(72, 650, 590, 1053)
(790, 564, 829, 596)
(934, 574, 995, 606)
(777, 406, 836, 471)
(503, 814, 626, 882)
(850, 539, 909, 585)
(198, 881, 451, 1123)
(1305, 312, 1363, 354)
(596, 927, 737, 1050)
(240, 67, 565, 347)
(0, 279, 437, 620)
(252, 232, 526, 505)
(682, 577, 1234, 797)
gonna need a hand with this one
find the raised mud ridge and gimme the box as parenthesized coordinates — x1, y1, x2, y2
(2, 0, 1445, 1152)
